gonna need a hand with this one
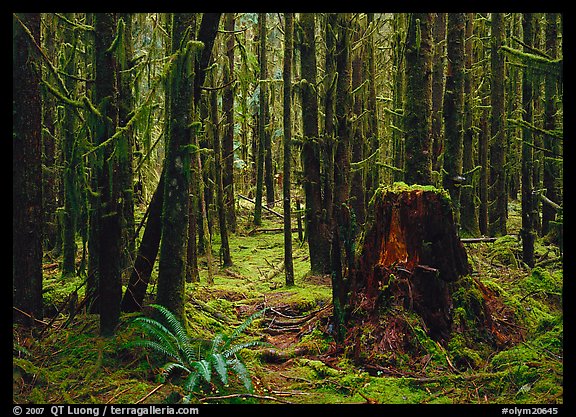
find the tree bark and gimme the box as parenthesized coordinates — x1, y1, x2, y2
(542, 13, 561, 235)
(442, 13, 465, 227)
(13, 12, 44, 325)
(404, 13, 433, 186)
(460, 13, 480, 237)
(222, 13, 237, 233)
(431, 13, 446, 174)
(521, 13, 536, 267)
(489, 13, 507, 236)
(156, 13, 197, 323)
(283, 13, 295, 287)
(298, 13, 331, 275)
(121, 168, 165, 312)
(347, 186, 470, 347)
(254, 12, 267, 226)
(93, 12, 122, 337)
(331, 13, 353, 343)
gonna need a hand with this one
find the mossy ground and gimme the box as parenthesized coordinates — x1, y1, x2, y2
(13, 200, 562, 405)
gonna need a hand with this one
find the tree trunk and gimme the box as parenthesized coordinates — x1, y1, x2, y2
(121, 168, 165, 312)
(93, 12, 122, 337)
(521, 13, 536, 267)
(61, 13, 79, 279)
(254, 12, 267, 226)
(442, 13, 465, 228)
(222, 13, 237, 233)
(283, 13, 295, 287)
(13, 12, 44, 325)
(489, 13, 507, 237)
(391, 14, 406, 182)
(331, 13, 353, 343)
(211, 72, 232, 268)
(350, 19, 366, 226)
(431, 13, 446, 174)
(404, 13, 433, 186)
(156, 13, 197, 324)
(460, 13, 480, 237)
(542, 13, 561, 236)
(365, 13, 380, 206)
(298, 13, 331, 275)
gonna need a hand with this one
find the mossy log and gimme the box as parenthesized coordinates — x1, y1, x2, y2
(346, 184, 470, 352)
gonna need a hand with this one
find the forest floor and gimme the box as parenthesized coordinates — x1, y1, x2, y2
(13, 199, 563, 406)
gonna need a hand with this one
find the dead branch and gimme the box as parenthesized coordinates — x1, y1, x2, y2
(198, 393, 293, 404)
(238, 194, 284, 219)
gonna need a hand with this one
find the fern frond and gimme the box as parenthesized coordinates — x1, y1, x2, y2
(228, 358, 253, 393)
(224, 308, 268, 349)
(161, 361, 191, 377)
(210, 333, 225, 354)
(149, 304, 190, 345)
(192, 359, 212, 384)
(128, 318, 181, 359)
(223, 340, 269, 358)
(207, 353, 228, 385)
(182, 371, 200, 394)
(125, 340, 180, 361)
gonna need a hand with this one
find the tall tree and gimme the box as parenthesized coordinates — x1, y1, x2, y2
(489, 12, 507, 236)
(92, 12, 123, 336)
(442, 13, 465, 227)
(404, 13, 433, 185)
(254, 12, 267, 226)
(13, 13, 44, 325)
(350, 18, 366, 226)
(431, 13, 446, 174)
(520, 13, 536, 267)
(156, 13, 198, 323)
(460, 13, 480, 236)
(283, 12, 295, 287)
(298, 13, 331, 274)
(391, 13, 406, 182)
(365, 13, 380, 204)
(210, 70, 232, 268)
(222, 13, 237, 233)
(542, 12, 561, 235)
(331, 12, 353, 343)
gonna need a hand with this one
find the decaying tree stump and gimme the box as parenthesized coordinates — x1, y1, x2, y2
(345, 184, 473, 362)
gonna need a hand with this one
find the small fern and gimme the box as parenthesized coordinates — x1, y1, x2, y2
(126, 304, 268, 402)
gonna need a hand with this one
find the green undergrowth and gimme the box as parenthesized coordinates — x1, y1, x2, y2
(14, 206, 562, 404)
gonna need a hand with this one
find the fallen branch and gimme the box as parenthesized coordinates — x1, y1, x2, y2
(461, 237, 499, 243)
(135, 384, 164, 404)
(198, 393, 293, 404)
(238, 194, 284, 219)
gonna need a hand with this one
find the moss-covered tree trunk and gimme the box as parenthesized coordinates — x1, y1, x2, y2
(298, 13, 331, 275)
(210, 71, 232, 267)
(542, 13, 561, 236)
(431, 13, 446, 174)
(93, 12, 122, 337)
(489, 13, 507, 237)
(13, 12, 44, 325)
(283, 13, 295, 287)
(404, 13, 433, 186)
(442, 13, 465, 227)
(222, 13, 237, 233)
(156, 13, 198, 323)
(331, 12, 353, 343)
(391, 13, 406, 182)
(61, 12, 79, 279)
(520, 13, 536, 267)
(322, 13, 337, 223)
(460, 13, 481, 237)
(365, 13, 380, 207)
(118, 12, 136, 283)
(254, 12, 267, 226)
(350, 19, 366, 226)
(121, 167, 165, 312)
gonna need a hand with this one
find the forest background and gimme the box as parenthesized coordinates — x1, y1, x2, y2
(13, 12, 563, 406)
